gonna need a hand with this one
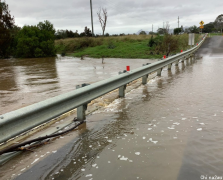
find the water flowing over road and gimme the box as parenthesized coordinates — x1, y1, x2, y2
(1, 36, 223, 180)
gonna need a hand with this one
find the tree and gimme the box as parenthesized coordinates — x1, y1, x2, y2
(149, 31, 156, 35)
(15, 20, 56, 58)
(84, 26, 92, 36)
(97, 7, 108, 36)
(157, 28, 166, 34)
(185, 25, 199, 33)
(203, 22, 215, 33)
(55, 30, 67, 39)
(0, 0, 15, 58)
(214, 14, 223, 33)
(79, 26, 92, 37)
(174, 28, 182, 35)
(139, 31, 146, 35)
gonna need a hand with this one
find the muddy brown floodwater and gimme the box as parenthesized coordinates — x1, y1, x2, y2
(1, 36, 223, 180)
(0, 57, 156, 114)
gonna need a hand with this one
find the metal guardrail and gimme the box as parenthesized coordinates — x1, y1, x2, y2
(0, 34, 207, 144)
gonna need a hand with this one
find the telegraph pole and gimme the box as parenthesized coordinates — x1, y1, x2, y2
(152, 24, 153, 33)
(90, 0, 94, 37)
(178, 16, 179, 28)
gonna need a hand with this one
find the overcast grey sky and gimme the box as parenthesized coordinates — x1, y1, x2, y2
(5, 0, 223, 34)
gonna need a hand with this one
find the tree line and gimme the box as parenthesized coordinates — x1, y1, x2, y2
(0, 1, 56, 58)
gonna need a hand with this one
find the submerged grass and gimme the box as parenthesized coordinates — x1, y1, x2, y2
(55, 34, 202, 59)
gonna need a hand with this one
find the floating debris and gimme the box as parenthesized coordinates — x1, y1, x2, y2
(86, 174, 92, 177)
(120, 156, 128, 161)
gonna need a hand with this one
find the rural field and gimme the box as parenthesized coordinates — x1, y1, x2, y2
(55, 34, 201, 59)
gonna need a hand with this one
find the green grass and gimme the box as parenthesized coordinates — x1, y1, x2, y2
(72, 40, 161, 59)
(210, 33, 223, 36)
(55, 34, 202, 59)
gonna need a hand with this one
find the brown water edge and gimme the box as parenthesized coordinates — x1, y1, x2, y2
(0, 56, 157, 115)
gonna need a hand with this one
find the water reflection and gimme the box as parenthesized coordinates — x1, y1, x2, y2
(0, 57, 60, 114)
(0, 57, 156, 114)
(175, 66, 180, 75)
(181, 61, 185, 70)
(0, 59, 18, 91)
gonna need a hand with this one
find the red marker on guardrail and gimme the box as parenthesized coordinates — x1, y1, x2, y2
(197, 43, 198, 46)
(181, 50, 183, 53)
(163, 55, 166, 59)
(126, 66, 130, 71)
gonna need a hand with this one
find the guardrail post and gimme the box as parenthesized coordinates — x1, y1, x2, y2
(142, 63, 150, 84)
(76, 84, 90, 121)
(186, 58, 189, 65)
(190, 56, 194, 63)
(118, 70, 128, 97)
(119, 85, 127, 97)
(192, 54, 195, 62)
(142, 75, 148, 84)
(168, 63, 172, 70)
(77, 104, 87, 121)
(157, 68, 162, 76)
(175, 60, 179, 66)
(181, 57, 185, 63)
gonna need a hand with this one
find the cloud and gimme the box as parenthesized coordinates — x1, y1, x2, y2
(5, 0, 222, 34)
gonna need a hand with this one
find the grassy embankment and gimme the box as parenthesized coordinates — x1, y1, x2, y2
(55, 34, 201, 59)
(210, 33, 223, 36)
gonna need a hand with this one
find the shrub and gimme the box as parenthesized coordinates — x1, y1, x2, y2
(148, 35, 155, 47)
(107, 41, 115, 49)
(15, 20, 56, 58)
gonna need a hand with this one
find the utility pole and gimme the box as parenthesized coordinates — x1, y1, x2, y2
(90, 0, 94, 37)
(152, 24, 153, 33)
(178, 16, 179, 28)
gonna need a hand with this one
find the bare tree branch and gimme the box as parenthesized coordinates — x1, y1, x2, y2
(97, 7, 108, 36)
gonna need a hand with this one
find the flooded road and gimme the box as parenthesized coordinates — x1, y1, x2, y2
(1, 36, 223, 180)
(0, 57, 155, 114)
